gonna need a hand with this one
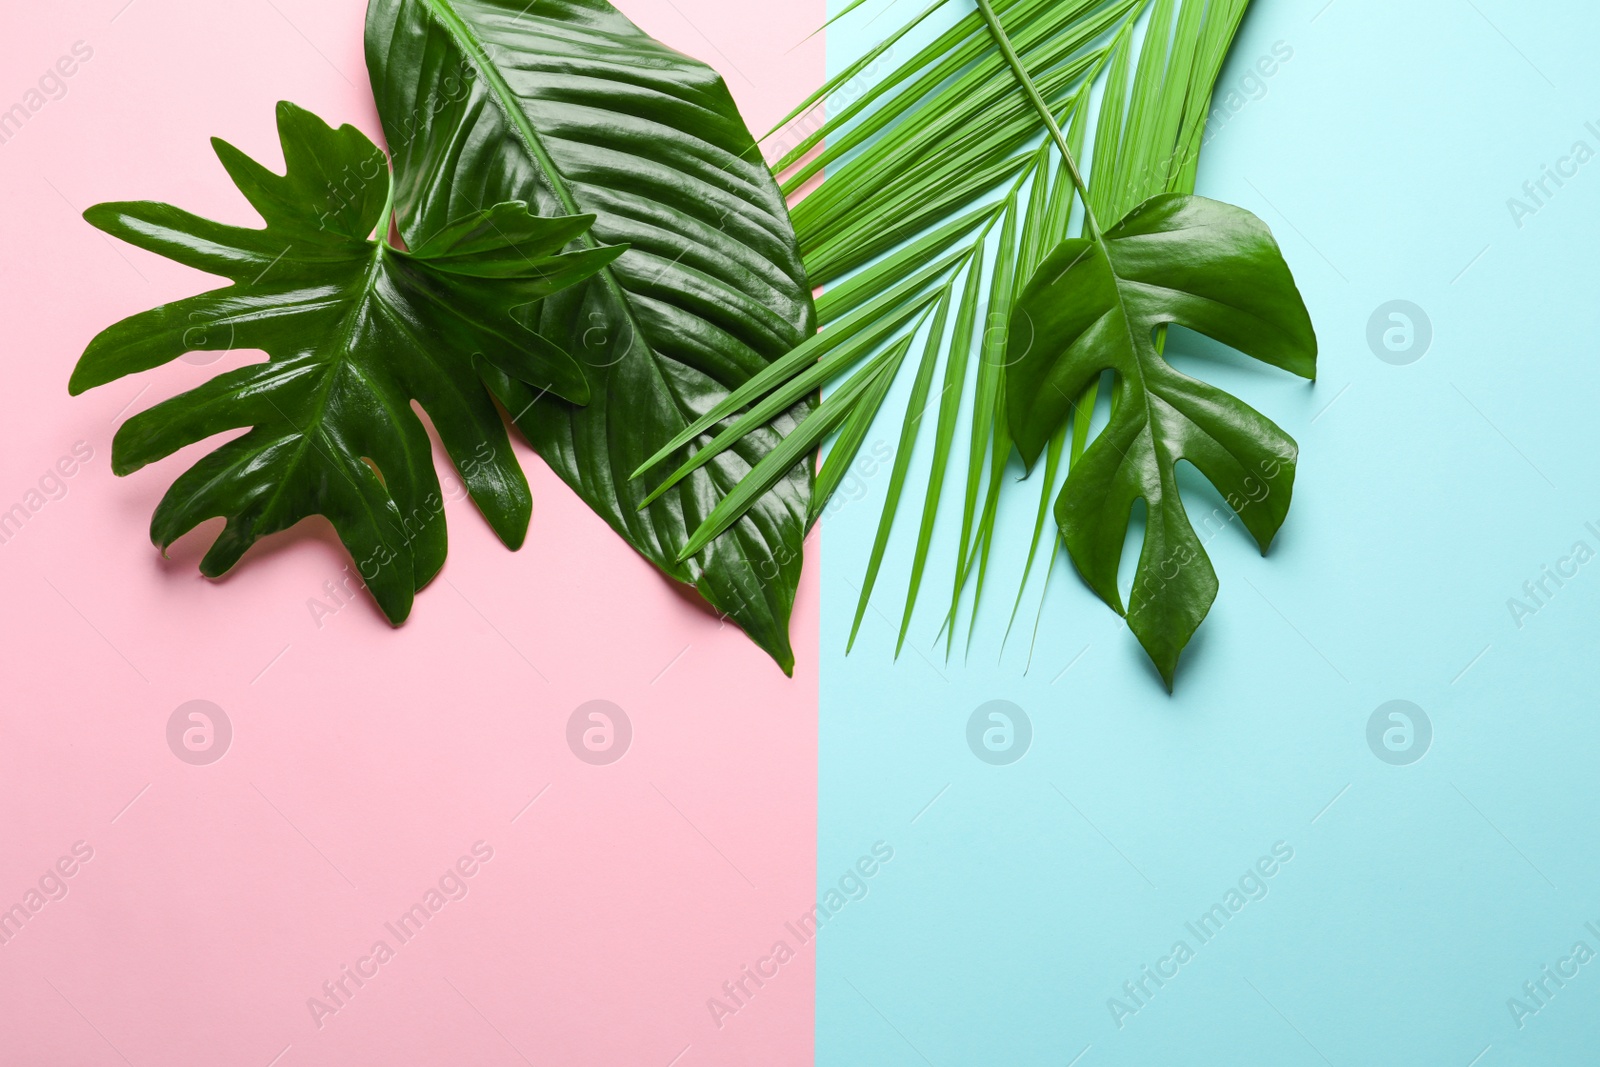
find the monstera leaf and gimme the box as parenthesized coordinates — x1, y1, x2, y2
(366, 0, 817, 672)
(1005, 194, 1316, 686)
(70, 101, 620, 623)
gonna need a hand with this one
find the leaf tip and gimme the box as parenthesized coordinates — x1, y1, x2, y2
(80, 201, 121, 234)
(563, 376, 593, 408)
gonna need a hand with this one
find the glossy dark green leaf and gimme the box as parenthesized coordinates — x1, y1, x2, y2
(1005, 193, 1316, 686)
(366, 0, 817, 673)
(71, 101, 619, 623)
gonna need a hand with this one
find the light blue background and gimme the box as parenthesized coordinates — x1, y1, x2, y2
(817, 1, 1600, 1064)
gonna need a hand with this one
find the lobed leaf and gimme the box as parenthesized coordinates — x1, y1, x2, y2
(1005, 193, 1315, 685)
(72, 101, 617, 622)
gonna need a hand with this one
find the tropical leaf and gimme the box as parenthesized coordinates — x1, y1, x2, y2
(1006, 194, 1315, 686)
(646, 0, 1315, 685)
(70, 101, 619, 623)
(366, 0, 817, 673)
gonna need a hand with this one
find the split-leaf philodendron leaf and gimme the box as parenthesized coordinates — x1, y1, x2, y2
(70, 101, 621, 623)
(1005, 193, 1316, 687)
(367, 0, 818, 673)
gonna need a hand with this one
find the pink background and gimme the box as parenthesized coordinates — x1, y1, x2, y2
(0, 1, 820, 1064)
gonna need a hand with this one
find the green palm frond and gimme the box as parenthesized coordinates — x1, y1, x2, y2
(636, 0, 1308, 684)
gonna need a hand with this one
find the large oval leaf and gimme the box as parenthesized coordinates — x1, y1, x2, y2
(365, 0, 818, 672)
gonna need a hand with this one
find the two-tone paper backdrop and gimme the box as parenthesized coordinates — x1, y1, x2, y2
(4, 1, 1599, 1065)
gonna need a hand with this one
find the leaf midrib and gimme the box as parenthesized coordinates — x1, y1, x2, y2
(248, 237, 393, 539)
(977, 0, 1165, 489)
(1097, 259, 1172, 530)
(418, 0, 660, 394)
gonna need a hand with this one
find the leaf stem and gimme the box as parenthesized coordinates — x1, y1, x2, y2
(379, 163, 397, 249)
(974, 0, 1102, 241)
